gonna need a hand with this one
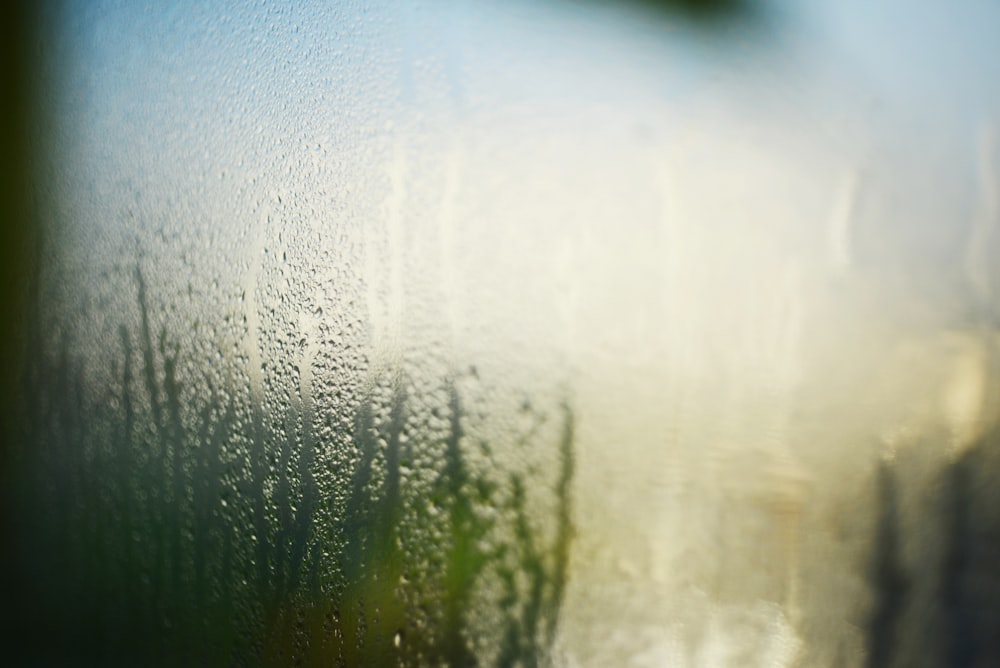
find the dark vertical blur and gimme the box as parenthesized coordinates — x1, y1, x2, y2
(0, 0, 40, 658)
(0, 4, 37, 435)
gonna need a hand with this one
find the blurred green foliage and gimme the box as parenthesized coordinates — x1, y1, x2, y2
(10, 262, 575, 666)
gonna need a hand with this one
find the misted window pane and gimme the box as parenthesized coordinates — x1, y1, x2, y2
(8, 0, 1000, 665)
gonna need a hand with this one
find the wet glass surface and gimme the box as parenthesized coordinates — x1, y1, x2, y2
(5, 0, 1000, 665)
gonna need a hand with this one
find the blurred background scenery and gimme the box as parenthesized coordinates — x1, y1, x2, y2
(3, 0, 1000, 665)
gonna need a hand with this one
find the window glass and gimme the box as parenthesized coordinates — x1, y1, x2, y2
(15, 0, 1000, 664)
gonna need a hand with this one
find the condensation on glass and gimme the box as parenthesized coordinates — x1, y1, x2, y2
(17, 0, 1000, 665)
